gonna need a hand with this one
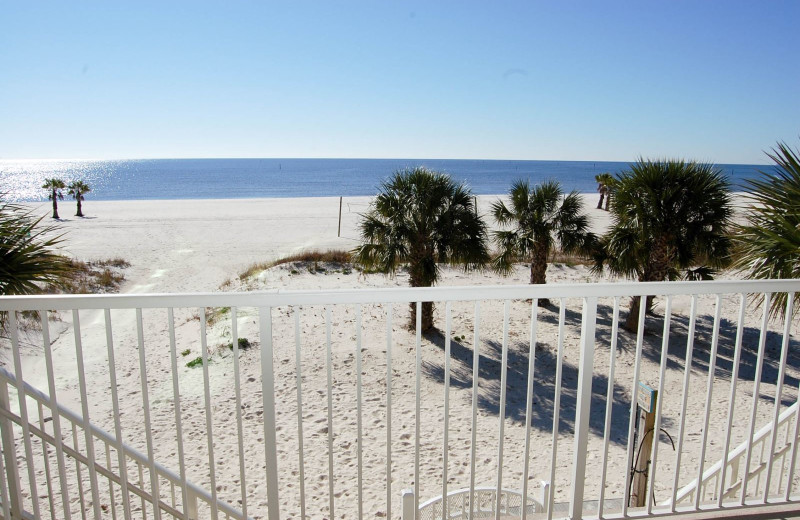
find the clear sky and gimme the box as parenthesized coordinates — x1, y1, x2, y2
(1, 1, 798, 164)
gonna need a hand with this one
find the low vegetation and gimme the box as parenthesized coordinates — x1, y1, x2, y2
(236, 249, 353, 282)
(49, 258, 131, 294)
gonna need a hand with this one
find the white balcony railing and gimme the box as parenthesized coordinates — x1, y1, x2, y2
(0, 279, 799, 520)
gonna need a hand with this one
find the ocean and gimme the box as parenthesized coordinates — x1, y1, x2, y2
(0, 158, 768, 202)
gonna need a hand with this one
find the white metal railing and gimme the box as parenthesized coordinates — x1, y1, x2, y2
(0, 279, 799, 520)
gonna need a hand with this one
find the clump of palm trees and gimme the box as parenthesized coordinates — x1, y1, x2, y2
(41, 178, 91, 218)
(355, 146, 800, 332)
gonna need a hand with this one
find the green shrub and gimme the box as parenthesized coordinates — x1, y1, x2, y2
(186, 357, 203, 368)
(226, 337, 252, 350)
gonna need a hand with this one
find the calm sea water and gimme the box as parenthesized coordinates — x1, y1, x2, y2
(0, 158, 769, 202)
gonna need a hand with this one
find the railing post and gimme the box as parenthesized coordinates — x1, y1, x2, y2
(402, 489, 415, 520)
(569, 297, 597, 520)
(540, 481, 550, 514)
(186, 489, 199, 520)
(0, 377, 23, 519)
(260, 306, 281, 520)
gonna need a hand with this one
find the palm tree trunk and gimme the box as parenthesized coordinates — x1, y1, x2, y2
(597, 192, 604, 209)
(624, 236, 672, 332)
(76, 197, 83, 217)
(408, 255, 435, 332)
(604, 193, 611, 211)
(51, 190, 59, 219)
(530, 244, 550, 307)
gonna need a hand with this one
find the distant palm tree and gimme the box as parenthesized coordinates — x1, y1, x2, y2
(594, 159, 733, 331)
(353, 167, 490, 331)
(68, 180, 91, 217)
(42, 178, 66, 219)
(492, 179, 596, 307)
(595, 172, 614, 210)
(0, 197, 71, 298)
(733, 141, 800, 320)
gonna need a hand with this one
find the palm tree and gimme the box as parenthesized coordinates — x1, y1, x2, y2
(353, 167, 490, 331)
(594, 159, 733, 331)
(0, 197, 71, 298)
(595, 172, 614, 210)
(492, 179, 596, 307)
(732, 141, 800, 320)
(42, 178, 66, 219)
(68, 180, 91, 217)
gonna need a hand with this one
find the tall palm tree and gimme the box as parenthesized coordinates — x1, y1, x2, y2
(68, 180, 91, 217)
(42, 178, 66, 219)
(353, 167, 490, 331)
(0, 197, 71, 298)
(732, 141, 800, 320)
(492, 179, 596, 307)
(594, 159, 733, 331)
(595, 172, 615, 210)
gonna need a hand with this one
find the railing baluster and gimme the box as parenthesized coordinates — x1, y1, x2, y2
(41, 309, 73, 520)
(324, 306, 336, 520)
(415, 301, 423, 520)
(74, 423, 88, 519)
(598, 297, 620, 518)
(546, 299, 567, 520)
(0, 375, 22, 519)
(646, 295, 672, 514)
(136, 309, 162, 520)
(468, 301, 480, 520)
(717, 295, 747, 507)
(9, 311, 42, 519)
(356, 305, 366, 520)
(259, 306, 281, 520)
(387, 304, 394, 520)
(521, 299, 539, 520)
(231, 307, 248, 519)
(137, 460, 146, 520)
(695, 295, 723, 509)
(764, 295, 795, 501)
(38, 400, 56, 520)
(741, 293, 772, 505)
(294, 308, 307, 520)
(166, 308, 189, 520)
(623, 295, 648, 515)
(199, 308, 219, 520)
(568, 297, 597, 520)
(495, 300, 510, 520)
(106, 443, 118, 520)
(442, 301, 452, 520)
(670, 295, 698, 510)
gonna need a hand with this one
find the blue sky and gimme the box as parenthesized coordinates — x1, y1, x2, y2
(1, 1, 798, 163)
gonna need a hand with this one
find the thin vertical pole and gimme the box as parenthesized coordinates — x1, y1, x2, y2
(646, 295, 672, 514)
(442, 302, 452, 520)
(166, 309, 188, 520)
(9, 311, 42, 519)
(232, 307, 248, 519)
(0, 375, 22, 520)
(546, 299, 567, 520)
(495, 300, 510, 520)
(357, 305, 365, 520)
(338, 196, 343, 237)
(623, 295, 648, 515)
(37, 400, 56, 520)
(259, 306, 281, 520)
(135, 309, 161, 520)
(325, 307, 335, 520)
(521, 300, 539, 520)
(670, 295, 698, 510)
(741, 294, 772, 505)
(43, 310, 74, 519)
(717, 295, 747, 507)
(764, 296, 795, 501)
(293, 308, 306, 520)
(598, 297, 620, 518)
(468, 301, 480, 520)
(415, 301, 423, 519)
(694, 295, 723, 509)
(568, 297, 597, 520)
(386, 304, 393, 519)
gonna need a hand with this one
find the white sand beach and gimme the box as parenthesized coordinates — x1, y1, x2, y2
(6, 194, 800, 519)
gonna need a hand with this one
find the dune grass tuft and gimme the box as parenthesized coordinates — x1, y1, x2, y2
(237, 249, 353, 281)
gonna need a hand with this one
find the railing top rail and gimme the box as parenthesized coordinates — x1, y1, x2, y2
(1, 279, 799, 311)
